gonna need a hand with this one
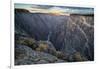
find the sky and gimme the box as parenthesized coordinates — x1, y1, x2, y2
(15, 3, 94, 14)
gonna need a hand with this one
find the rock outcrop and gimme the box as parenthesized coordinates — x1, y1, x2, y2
(15, 45, 64, 65)
(15, 10, 94, 65)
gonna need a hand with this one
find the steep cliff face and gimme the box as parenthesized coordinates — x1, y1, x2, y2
(15, 11, 94, 62)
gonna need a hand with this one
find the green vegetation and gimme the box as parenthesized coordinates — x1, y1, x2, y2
(16, 37, 38, 50)
(36, 43, 48, 52)
(73, 52, 88, 61)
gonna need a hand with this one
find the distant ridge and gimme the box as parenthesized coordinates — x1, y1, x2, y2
(15, 9, 93, 16)
(70, 14, 94, 16)
(15, 9, 30, 13)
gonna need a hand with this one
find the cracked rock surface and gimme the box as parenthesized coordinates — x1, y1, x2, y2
(15, 10, 94, 65)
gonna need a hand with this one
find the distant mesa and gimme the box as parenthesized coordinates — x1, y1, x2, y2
(15, 9, 30, 13)
(70, 13, 94, 16)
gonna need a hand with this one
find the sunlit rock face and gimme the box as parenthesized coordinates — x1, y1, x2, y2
(15, 11, 94, 62)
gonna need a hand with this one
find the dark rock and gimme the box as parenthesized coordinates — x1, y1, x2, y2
(15, 9, 30, 13)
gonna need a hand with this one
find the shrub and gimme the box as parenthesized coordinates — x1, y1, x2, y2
(36, 43, 48, 52)
(73, 52, 88, 61)
(16, 37, 38, 50)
